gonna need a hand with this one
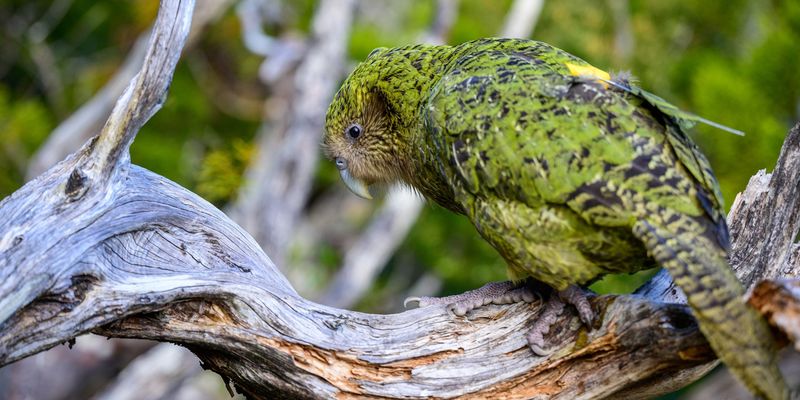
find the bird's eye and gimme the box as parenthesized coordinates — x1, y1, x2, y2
(346, 123, 362, 139)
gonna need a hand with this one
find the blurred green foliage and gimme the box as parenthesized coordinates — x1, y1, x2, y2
(196, 138, 253, 203)
(0, 87, 53, 191)
(1, 0, 798, 302)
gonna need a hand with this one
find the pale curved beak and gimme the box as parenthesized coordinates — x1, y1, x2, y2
(335, 157, 372, 200)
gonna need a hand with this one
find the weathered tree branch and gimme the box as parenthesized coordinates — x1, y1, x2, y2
(1, 1, 799, 399)
(9, 2, 236, 397)
(750, 279, 800, 350)
(728, 127, 800, 286)
(609, 0, 634, 62)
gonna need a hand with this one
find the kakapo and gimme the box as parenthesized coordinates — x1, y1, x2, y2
(322, 38, 786, 399)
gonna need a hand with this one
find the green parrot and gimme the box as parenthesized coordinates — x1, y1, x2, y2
(322, 38, 787, 399)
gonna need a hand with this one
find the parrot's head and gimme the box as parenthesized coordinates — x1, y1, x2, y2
(323, 48, 415, 200)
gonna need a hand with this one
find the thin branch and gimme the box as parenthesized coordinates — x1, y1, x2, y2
(609, 0, 634, 62)
(93, 343, 204, 400)
(26, 0, 232, 180)
(85, 1, 194, 179)
(230, 0, 357, 266)
(419, 0, 459, 45)
(236, 0, 305, 84)
(318, 187, 424, 308)
(25, 35, 147, 179)
(499, 0, 545, 39)
(28, 32, 66, 115)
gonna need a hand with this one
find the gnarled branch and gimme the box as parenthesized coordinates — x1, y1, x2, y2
(1, 1, 799, 399)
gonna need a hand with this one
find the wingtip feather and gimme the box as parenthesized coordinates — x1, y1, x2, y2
(695, 116, 746, 136)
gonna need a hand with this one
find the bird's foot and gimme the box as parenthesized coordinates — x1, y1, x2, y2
(527, 285, 595, 356)
(558, 285, 594, 326)
(404, 280, 539, 316)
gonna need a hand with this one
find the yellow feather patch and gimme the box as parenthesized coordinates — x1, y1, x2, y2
(566, 63, 611, 87)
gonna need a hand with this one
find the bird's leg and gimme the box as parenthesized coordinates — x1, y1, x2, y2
(527, 285, 595, 356)
(404, 280, 540, 316)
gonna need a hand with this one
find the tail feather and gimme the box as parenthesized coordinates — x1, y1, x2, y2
(633, 218, 787, 400)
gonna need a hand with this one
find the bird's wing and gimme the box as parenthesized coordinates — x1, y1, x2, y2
(601, 78, 744, 136)
(598, 80, 731, 248)
(424, 44, 728, 247)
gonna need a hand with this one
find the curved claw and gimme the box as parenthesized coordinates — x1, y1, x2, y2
(576, 305, 595, 326)
(528, 342, 556, 357)
(557, 285, 595, 326)
(449, 303, 472, 317)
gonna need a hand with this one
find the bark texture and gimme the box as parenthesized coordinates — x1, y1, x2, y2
(1, 1, 799, 399)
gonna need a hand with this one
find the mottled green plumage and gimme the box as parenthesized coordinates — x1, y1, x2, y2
(323, 38, 786, 399)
